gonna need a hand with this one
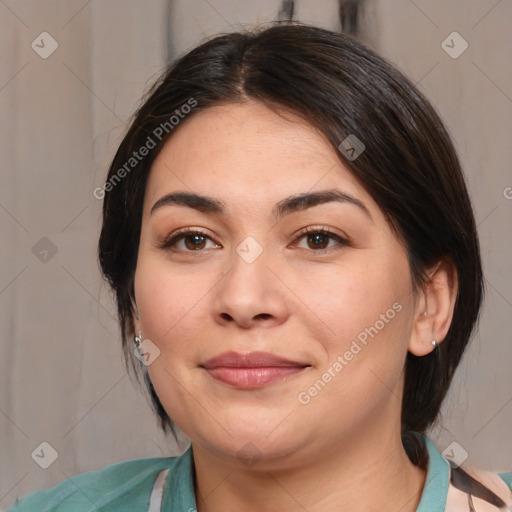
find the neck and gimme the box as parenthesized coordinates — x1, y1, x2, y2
(192, 428, 427, 512)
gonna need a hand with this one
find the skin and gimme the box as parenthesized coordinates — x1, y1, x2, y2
(134, 101, 458, 512)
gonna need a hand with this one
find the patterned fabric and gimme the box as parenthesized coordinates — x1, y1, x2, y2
(446, 465, 512, 511)
(8, 434, 512, 511)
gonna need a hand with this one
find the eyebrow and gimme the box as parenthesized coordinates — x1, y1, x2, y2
(150, 189, 372, 220)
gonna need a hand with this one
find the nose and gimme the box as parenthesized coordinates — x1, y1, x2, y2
(211, 246, 290, 329)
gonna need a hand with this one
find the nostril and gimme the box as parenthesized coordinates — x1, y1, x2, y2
(256, 314, 272, 320)
(219, 312, 272, 324)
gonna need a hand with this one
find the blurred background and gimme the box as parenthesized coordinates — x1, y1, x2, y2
(1, 0, 511, 508)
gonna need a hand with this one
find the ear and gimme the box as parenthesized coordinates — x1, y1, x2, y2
(408, 258, 458, 356)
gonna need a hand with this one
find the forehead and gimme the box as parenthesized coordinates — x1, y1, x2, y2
(144, 101, 373, 214)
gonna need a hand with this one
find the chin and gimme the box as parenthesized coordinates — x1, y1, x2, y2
(188, 417, 311, 468)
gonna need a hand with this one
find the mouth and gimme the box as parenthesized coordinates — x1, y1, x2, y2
(200, 351, 311, 389)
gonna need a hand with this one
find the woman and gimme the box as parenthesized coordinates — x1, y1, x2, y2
(9, 22, 511, 512)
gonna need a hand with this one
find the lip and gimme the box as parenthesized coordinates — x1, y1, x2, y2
(200, 351, 310, 389)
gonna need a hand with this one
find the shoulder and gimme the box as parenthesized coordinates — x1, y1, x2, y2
(416, 433, 512, 511)
(7, 455, 182, 512)
(447, 465, 512, 511)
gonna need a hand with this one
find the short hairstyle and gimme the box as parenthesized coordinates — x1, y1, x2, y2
(98, 22, 483, 468)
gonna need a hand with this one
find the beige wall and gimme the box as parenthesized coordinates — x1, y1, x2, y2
(1, 1, 510, 508)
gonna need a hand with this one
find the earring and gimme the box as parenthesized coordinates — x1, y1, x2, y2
(431, 339, 437, 349)
(134, 331, 142, 348)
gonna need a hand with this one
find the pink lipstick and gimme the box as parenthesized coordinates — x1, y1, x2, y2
(201, 351, 309, 389)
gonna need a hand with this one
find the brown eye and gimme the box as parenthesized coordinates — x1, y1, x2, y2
(306, 232, 330, 250)
(294, 228, 350, 252)
(183, 233, 207, 250)
(159, 230, 221, 252)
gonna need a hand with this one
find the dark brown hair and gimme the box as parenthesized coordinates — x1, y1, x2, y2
(99, 22, 484, 472)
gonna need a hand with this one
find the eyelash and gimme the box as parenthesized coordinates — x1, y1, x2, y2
(158, 226, 350, 254)
(158, 228, 219, 252)
(293, 226, 350, 252)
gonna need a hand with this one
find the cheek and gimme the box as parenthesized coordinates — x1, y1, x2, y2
(134, 256, 211, 347)
(133, 258, 211, 422)
(310, 258, 411, 349)
(301, 280, 412, 430)
(305, 255, 414, 412)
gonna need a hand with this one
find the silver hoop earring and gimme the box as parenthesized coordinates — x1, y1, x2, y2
(134, 331, 142, 348)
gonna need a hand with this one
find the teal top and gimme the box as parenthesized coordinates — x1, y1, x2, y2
(7, 434, 512, 511)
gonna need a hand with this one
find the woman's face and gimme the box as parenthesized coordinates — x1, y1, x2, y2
(134, 101, 421, 465)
